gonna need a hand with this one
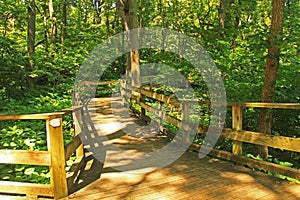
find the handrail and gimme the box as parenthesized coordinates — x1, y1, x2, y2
(0, 107, 85, 120)
(0, 112, 69, 198)
(0, 79, 298, 199)
(0, 112, 65, 120)
(226, 102, 300, 109)
(182, 100, 300, 109)
(121, 83, 300, 109)
(80, 79, 120, 86)
(120, 82, 300, 180)
(0, 80, 118, 199)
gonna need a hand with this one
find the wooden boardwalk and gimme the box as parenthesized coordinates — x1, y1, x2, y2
(65, 97, 300, 200)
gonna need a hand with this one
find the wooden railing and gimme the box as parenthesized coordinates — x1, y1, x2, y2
(0, 107, 85, 199)
(120, 81, 300, 180)
(0, 79, 297, 198)
(0, 80, 119, 199)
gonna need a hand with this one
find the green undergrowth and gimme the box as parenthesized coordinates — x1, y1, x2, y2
(0, 85, 117, 184)
(0, 89, 74, 184)
(245, 153, 300, 184)
(0, 120, 74, 184)
(0, 164, 50, 184)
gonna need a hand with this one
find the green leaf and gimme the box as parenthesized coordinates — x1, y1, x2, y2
(0, 168, 14, 174)
(287, 177, 300, 184)
(279, 161, 293, 167)
(0, 174, 14, 180)
(24, 168, 35, 175)
(10, 142, 17, 147)
(274, 173, 287, 180)
(15, 165, 26, 172)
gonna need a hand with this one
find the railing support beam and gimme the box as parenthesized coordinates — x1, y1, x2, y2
(46, 117, 68, 199)
(232, 105, 243, 156)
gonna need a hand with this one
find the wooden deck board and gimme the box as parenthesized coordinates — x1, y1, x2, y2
(66, 97, 300, 200)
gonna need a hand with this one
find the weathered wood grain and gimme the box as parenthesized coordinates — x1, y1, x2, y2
(0, 150, 50, 166)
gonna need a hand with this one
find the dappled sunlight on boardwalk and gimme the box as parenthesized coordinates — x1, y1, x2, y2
(66, 97, 300, 200)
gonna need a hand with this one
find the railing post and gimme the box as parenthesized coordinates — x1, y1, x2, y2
(120, 79, 126, 106)
(46, 116, 68, 199)
(140, 93, 146, 119)
(232, 105, 243, 156)
(72, 84, 84, 159)
(157, 101, 163, 132)
(181, 102, 190, 143)
(73, 108, 84, 158)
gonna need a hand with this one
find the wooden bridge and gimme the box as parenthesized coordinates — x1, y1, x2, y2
(0, 80, 300, 199)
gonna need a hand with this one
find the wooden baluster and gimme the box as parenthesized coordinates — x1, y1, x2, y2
(140, 93, 146, 120)
(46, 116, 68, 199)
(181, 102, 190, 143)
(232, 105, 243, 156)
(120, 80, 126, 106)
(74, 107, 84, 158)
(157, 101, 163, 132)
(72, 84, 84, 159)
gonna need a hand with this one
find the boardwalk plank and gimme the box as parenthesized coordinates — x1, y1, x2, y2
(66, 97, 300, 200)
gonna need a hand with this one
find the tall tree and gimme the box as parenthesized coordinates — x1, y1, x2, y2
(27, 0, 36, 88)
(257, 0, 285, 158)
(218, 0, 233, 37)
(117, 0, 140, 87)
(48, 0, 57, 48)
(105, 2, 111, 39)
(230, 0, 241, 52)
(217, 0, 240, 52)
(218, 0, 227, 30)
(61, 0, 67, 49)
(42, 3, 49, 53)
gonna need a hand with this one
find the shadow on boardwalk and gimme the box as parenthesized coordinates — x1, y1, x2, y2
(66, 97, 300, 200)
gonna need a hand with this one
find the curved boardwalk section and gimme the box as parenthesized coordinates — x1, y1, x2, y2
(66, 97, 300, 200)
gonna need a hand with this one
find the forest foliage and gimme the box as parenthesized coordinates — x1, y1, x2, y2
(0, 0, 299, 183)
(0, 0, 299, 101)
(0, 0, 298, 134)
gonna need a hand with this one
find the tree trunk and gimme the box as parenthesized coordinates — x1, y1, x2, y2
(49, 0, 57, 47)
(43, 4, 49, 53)
(27, 0, 36, 88)
(218, 0, 227, 37)
(117, 0, 140, 87)
(105, 3, 111, 39)
(61, 0, 67, 50)
(257, 0, 285, 159)
(231, 0, 241, 53)
(218, 0, 234, 38)
(127, 0, 140, 87)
